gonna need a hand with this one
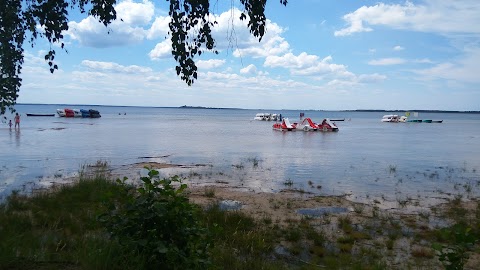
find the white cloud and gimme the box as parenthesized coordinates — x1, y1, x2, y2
(66, 0, 154, 47)
(335, 0, 480, 37)
(149, 40, 171, 60)
(368, 58, 406, 65)
(413, 47, 480, 83)
(115, 0, 154, 25)
(265, 53, 351, 78)
(196, 59, 226, 69)
(413, 58, 434, 64)
(240, 64, 257, 75)
(393, 45, 404, 51)
(67, 16, 147, 47)
(147, 16, 170, 40)
(212, 8, 290, 58)
(358, 73, 387, 83)
(81, 60, 152, 73)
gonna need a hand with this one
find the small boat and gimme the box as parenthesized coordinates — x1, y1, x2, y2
(330, 118, 345, 121)
(254, 113, 267, 121)
(381, 115, 400, 122)
(294, 118, 318, 131)
(431, 120, 443, 123)
(64, 108, 75, 117)
(89, 109, 101, 118)
(317, 118, 339, 132)
(423, 119, 433, 123)
(73, 109, 82, 118)
(272, 118, 296, 131)
(56, 109, 66, 117)
(80, 109, 90, 118)
(407, 119, 422, 123)
(254, 113, 278, 121)
(26, 113, 55, 117)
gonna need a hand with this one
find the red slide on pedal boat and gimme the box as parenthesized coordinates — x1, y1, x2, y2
(272, 118, 296, 131)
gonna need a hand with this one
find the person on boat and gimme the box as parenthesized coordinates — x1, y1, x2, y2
(14, 113, 20, 128)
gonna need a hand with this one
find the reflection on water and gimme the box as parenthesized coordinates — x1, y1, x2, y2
(15, 128, 20, 147)
(1, 105, 480, 208)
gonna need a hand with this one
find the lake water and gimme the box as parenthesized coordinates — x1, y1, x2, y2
(1, 104, 480, 208)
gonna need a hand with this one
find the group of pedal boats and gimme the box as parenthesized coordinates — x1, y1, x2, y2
(272, 117, 339, 132)
(56, 108, 101, 118)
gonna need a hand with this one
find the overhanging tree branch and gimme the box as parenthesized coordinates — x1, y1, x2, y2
(0, 0, 287, 114)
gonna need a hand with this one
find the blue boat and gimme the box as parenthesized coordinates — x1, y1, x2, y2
(80, 109, 90, 118)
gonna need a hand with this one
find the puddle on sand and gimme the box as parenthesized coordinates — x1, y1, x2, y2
(296, 207, 350, 217)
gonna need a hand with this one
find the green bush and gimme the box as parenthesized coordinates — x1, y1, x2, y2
(99, 169, 212, 270)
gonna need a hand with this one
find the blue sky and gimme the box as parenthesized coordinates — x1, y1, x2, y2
(18, 0, 480, 110)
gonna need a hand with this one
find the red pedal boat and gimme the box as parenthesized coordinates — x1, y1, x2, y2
(272, 118, 296, 131)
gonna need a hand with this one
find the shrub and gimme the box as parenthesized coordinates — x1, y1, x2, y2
(99, 169, 212, 270)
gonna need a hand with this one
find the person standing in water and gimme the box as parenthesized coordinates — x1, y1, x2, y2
(9, 120, 12, 129)
(14, 113, 20, 128)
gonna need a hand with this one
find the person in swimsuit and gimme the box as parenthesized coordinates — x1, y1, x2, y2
(14, 113, 20, 128)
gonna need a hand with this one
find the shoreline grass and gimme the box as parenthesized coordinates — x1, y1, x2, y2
(1, 167, 479, 269)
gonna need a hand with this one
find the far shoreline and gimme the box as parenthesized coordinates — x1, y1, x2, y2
(13, 103, 480, 113)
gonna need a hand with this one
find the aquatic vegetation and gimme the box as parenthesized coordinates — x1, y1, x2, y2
(247, 157, 260, 168)
(204, 187, 216, 198)
(283, 179, 294, 186)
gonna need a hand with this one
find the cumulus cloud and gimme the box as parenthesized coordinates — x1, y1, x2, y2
(211, 8, 290, 58)
(81, 60, 152, 73)
(368, 58, 406, 65)
(147, 16, 170, 40)
(115, 0, 154, 25)
(265, 53, 350, 78)
(335, 0, 480, 37)
(240, 64, 257, 75)
(196, 59, 226, 69)
(149, 40, 171, 60)
(66, 0, 154, 47)
(263, 51, 385, 86)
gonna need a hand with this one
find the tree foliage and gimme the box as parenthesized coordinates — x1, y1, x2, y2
(0, 0, 287, 114)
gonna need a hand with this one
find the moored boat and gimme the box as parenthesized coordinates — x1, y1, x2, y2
(89, 109, 101, 118)
(80, 109, 90, 118)
(26, 113, 55, 117)
(56, 109, 66, 117)
(294, 118, 318, 131)
(381, 115, 400, 122)
(73, 109, 82, 118)
(317, 118, 339, 132)
(64, 108, 75, 117)
(254, 113, 266, 120)
(254, 113, 278, 121)
(272, 118, 296, 131)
